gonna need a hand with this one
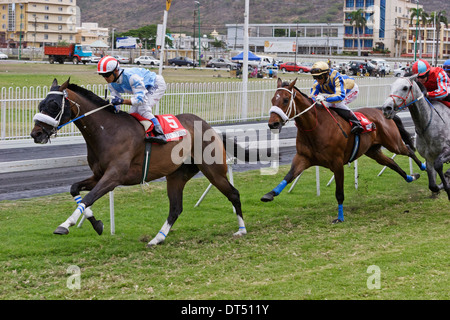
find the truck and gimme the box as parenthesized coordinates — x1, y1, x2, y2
(44, 44, 93, 64)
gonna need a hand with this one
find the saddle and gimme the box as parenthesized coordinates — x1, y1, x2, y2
(130, 113, 187, 142)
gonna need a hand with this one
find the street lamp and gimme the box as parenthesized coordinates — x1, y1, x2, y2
(195, 1, 200, 67)
(414, 0, 419, 61)
(19, 4, 23, 60)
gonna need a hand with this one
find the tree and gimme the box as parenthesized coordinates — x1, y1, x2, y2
(348, 9, 367, 57)
(118, 25, 172, 49)
(410, 7, 429, 59)
(429, 11, 448, 65)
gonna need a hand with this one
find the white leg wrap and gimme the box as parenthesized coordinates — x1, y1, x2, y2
(60, 203, 85, 230)
(148, 220, 171, 246)
(234, 215, 247, 237)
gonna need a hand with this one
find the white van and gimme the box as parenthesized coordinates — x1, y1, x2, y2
(257, 55, 276, 67)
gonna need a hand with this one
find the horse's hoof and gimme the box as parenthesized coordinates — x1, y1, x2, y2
(88, 217, 103, 235)
(332, 219, 344, 224)
(53, 226, 69, 235)
(233, 228, 247, 237)
(93, 220, 103, 235)
(261, 192, 275, 202)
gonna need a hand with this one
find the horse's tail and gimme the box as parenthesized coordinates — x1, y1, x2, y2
(392, 114, 416, 151)
(220, 133, 271, 163)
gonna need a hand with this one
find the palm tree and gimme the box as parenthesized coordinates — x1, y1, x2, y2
(429, 11, 448, 65)
(410, 7, 429, 59)
(348, 9, 367, 57)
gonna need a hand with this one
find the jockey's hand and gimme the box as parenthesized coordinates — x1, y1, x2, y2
(111, 96, 124, 105)
(315, 94, 326, 103)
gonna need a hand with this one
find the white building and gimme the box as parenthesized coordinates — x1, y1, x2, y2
(226, 23, 344, 55)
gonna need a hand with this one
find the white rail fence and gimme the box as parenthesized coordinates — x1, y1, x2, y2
(0, 77, 395, 141)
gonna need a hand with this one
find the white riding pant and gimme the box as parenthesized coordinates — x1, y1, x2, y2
(129, 75, 166, 120)
(322, 83, 359, 112)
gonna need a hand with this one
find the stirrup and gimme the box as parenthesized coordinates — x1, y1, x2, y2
(145, 132, 168, 144)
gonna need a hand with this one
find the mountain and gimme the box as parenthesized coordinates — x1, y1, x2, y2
(77, 0, 450, 35)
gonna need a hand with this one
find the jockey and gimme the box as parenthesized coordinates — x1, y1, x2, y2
(97, 56, 167, 144)
(443, 59, 450, 78)
(412, 59, 450, 103)
(309, 61, 364, 134)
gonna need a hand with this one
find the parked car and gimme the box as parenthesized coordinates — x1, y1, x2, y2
(206, 58, 238, 70)
(279, 62, 311, 73)
(394, 67, 408, 77)
(113, 55, 130, 64)
(0, 52, 8, 59)
(370, 59, 391, 74)
(336, 61, 349, 74)
(134, 55, 160, 66)
(346, 60, 374, 76)
(90, 55, 101, 63)
(168, 56, 198, 67)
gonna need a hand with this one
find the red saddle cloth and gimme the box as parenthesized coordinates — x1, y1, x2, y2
(130, 113, 187, 142)
(441, 101, 450, 108)
(354, 112, 376, 133)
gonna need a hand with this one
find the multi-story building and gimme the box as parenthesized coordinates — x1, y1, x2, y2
(226, 23, 344, 55)
(343, 0, 449, 60)
(76, 22, 108, 46)
(0, 0, 78, 48)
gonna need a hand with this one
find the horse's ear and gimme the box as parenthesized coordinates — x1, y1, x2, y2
(52, 78, 58, 87)
(289, 78, 298, 89)
(59, 78, 70, 91)
(277, 77, 283, 88)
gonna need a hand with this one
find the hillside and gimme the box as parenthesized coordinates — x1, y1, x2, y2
(77, 0, 450, 34)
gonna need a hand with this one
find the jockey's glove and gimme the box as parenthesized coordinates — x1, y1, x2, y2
(111, 96, 124, 113)
(315, 94, 326, 102)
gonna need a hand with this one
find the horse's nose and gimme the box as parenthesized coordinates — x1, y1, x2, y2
(30, 129, 43, 143)
(382, 104, 393, 119)
(268, 122, 282, 132)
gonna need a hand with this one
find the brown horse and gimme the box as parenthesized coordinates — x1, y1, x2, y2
(30, 79, 246, 246)
(261, 78, 425, 223)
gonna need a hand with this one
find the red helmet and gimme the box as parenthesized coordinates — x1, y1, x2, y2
(412, 59, 431, 77)
(97, 56, 120, 74)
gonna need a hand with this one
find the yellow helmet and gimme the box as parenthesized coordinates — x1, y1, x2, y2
(310, 61, 329, 76)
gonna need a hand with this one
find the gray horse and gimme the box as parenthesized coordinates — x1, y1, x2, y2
(382, 76, 450, 200)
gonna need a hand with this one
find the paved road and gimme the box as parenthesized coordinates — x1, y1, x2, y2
(0, 114, 415, 201)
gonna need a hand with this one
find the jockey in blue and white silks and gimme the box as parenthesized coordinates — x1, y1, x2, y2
(309, 61, 364, 135)
(98, 56, 167, 144)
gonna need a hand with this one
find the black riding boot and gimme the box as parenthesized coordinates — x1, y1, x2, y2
(145, 125, 168, 144)
(333, 108, 364, 135)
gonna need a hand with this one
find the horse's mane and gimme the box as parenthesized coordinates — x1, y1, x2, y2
(281, 81, 313, 103)
(67, 83, 117, 113)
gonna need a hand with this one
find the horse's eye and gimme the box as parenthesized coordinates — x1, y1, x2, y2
(283, 98, 289, 104)
(402, 86, 408, 91)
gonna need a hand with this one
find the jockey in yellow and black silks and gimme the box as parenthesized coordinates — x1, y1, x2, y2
(310, 61, 364, 134)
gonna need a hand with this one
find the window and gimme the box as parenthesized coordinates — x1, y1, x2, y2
(345, 26, 353, 35)
(344, 39, 353, 48)
(346, 0, 354, 8)
(356, 0, 364, 8)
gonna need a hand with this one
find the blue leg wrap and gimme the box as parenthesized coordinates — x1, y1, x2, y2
(338, 204, 344, 222)
(406, 175, 414, 183)
(273, 180, 288, 196)
(420, 163, 426, 171)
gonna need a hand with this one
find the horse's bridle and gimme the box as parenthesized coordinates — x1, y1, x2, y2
(269, 87, 317, 124)
(388, 78, 424, 111)
(33, 90, 80, 138)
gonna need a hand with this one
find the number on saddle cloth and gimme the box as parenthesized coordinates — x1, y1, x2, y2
(354, 112, 376, 133)
(129, 113, 188, 142)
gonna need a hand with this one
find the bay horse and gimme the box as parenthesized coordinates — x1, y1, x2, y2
(382, 76, 450, 200)
(261, 78, 425, 223)
(30, 79, 246, 247)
